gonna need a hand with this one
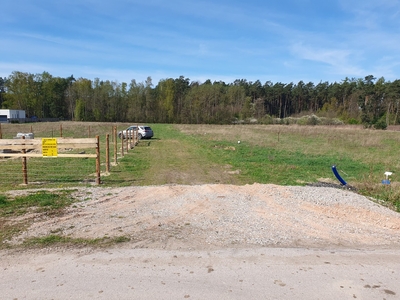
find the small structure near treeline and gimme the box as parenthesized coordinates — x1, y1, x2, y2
(0, 109, 26, 123)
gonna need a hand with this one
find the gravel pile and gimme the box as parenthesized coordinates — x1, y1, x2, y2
(9, 184, 400, 249)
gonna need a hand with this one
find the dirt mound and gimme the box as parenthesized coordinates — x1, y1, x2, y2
(8, 184, 400, 250)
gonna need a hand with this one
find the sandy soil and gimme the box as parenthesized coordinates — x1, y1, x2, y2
(5, 183, 400, 250)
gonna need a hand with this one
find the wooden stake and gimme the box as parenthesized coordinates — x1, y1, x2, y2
(121, 129, 124, 157)
(21, 136, 28, 185)
(114, 126, 117, 164)
(95, 135, 101, 184)
(126, 130, 129, 152)
(129, 128, 133, 149)
(106, 134, 110, 173)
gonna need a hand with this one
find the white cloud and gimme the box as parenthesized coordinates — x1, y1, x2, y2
(290, 43, 366, 78)
(291, 43, 350, 65)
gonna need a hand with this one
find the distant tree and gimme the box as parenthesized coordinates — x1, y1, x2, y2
(156, 78, 175, 123)
(144, 76, 156, 122)
(226, 84, 246, 119)
(386, 80, 400, 124)
(70, 78, 93, 121)
(173, 76, 190, 123)
(358, 75, 386, 128)
(3, 70, 400, 126)
(127, 79, 145, 122)
(74, 99, 85, 121)
(4, 71, 36, 116)
(0, 77, 6, 107)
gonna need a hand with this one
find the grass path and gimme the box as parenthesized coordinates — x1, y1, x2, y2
(107, 124, 244, 186)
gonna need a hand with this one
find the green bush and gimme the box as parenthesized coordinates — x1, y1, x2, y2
(307, 115, 319, 125)
(374, 115, 387, 130)
(348, 118, 359, 125)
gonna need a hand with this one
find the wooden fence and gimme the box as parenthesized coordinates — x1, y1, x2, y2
(0, 136, 101, 185)
(0, 124, 143, 186)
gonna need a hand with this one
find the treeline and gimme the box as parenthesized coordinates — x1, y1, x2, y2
(1, 71, 400, 127)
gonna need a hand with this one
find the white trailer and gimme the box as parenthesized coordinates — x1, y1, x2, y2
(0, 109, 26, 123)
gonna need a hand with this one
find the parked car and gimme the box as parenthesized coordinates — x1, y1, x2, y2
(118, 125, 154, 139)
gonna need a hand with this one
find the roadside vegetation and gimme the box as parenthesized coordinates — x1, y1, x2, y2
(1, 122, 400, 248)
(0, 190, 131, 248)
(0, 191, 75, 247)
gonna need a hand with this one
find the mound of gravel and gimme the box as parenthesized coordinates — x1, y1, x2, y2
(8, 184, 400, 250)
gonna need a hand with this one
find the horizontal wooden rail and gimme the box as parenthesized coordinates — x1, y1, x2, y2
(0, 137, 98, 157)
(1, 153, 97, 158)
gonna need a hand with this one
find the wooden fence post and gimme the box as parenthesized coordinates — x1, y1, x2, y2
(60, 124, 63, 137)
(106, 134, 110, 173)
(96, 135, 101, 184)
(21, 136, 28, 185)
(121, 130, 124, 157)
(129, 129, 134, 149)
(126, 130, 129, 152)
(113, 126, 117, 164)
(88, 126, 91, 138)
(0, 123, 2, 139)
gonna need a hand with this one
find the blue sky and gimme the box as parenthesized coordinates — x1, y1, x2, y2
(1, 0, 400, 85)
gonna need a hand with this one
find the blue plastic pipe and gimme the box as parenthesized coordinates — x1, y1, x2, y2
(331, 165, 347, 186)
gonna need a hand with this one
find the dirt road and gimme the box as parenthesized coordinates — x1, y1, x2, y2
(1, 247, 399, 299)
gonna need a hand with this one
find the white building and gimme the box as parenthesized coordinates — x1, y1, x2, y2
(0, 109, 26, 123)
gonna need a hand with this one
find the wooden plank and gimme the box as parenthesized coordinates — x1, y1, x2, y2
(0, 144, 96, 150)
(0, 153, 43, 157)
(0, 138, 97, 144)
(0, 139, 97, 150)
(53, 154, 97, 158)
(0, 153, 97, 158)
(0, 145, 41, 151)
(57, 138, 97, 144)
(56, 143, 97, 149)
(0, 140, 41, 146)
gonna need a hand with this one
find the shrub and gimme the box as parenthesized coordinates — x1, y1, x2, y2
(373, 115, 387, 130)
(348, 118, 359, 125)
(259, 115, 274, 124)
(307, 114, 320, 125)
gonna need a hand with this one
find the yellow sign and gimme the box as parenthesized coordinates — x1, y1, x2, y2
(42, 138, 58, 157)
